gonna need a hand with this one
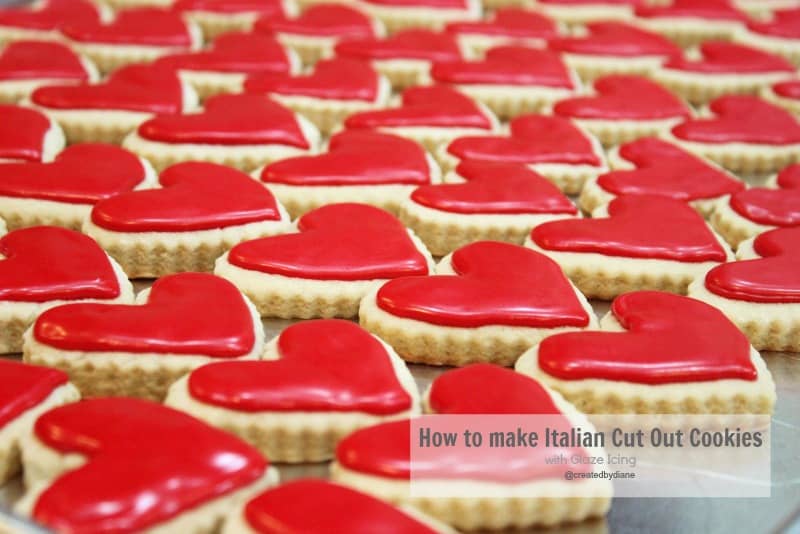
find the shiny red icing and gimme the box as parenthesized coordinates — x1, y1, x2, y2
(412, 160, 577, 214)
(138, 93, 309, 147)
(635, 0, 748, 21)
(446, 114, 602, 166)
(32, 398, 266, 533)
(376, 241, 589, 328)
(531, 195, 728, 262)
(671, 95, 800, 145)
(255, 5, 376, 38)
(747, 8, 800, 39)
(245, 57, 378, 101)
(538, 291, 756, 384)
(334, 29, 462, 62)
(664, 41, 794, 73)
(32, 64, 185, 114)
(445, 8, 558, 39)
(598, 137, 744, 201)
(0, 360, 67, 430)
(244, 480, 437, 534)
(227, 203, 430, 281)
(729, 164, 800, 226)
(260, 130, 430, 186)
(345, 85, 491, 130)
(554, 75, 689, 120)
(0, 0, 100, 31)
(0, 104, 51, 162)
(61, 7, 193, 47)
(705, 227, 800, 303)
(359, 0, 467, 8)
(173, 0, 287, 15)
(0, 41, 88, 82)
(188, 319, 412, 415)
(777, 163, 800, 188)
(0, 226, 120, 303)
(34, 273, 256, 356)
(91, 162, 281, 232)
(539, 0, 640, 4)
(0, 144, 145, 204)
(773, 79, 800, 99)
(548, 21, 680, 58)
(156, 32, 291, 75)
(431, 46, 575, 87)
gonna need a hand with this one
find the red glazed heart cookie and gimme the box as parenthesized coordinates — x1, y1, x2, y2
(746, 7, 800, 38)
(0, 0, 100, 33)
(173, 0, 287, 15)
(245, 57, 379, 101)
(335, 29, 462, 62)
(445, 8, 558, 40)
(156, 32, 293, 75)
(0, 360, 68, 430)
(256, 4, 377, 38)
(549, 21, 680, 58)
(61, 7, 193, 47)
(724, 163, 800, 230)
(663, 41, 794, 73)
(0, 104, 57, 162)
(635, 0, 748, 22)
(0, 41, 91, 82)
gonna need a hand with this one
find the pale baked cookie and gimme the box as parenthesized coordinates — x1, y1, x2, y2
(0, 41, 98, 104)
(256, 130, 440, 217)
(762, 78, 800, 115)
(445, 8, 560, 57)
(15, 397, 277, 533)
(426, 46, 581, 120)
(516, 291, 776, 414)
(666, 95, 800, 175)
(553, 75, 690, 147)
(532, 0, 638, 25)
(0, 0, 104, 44)
(123, 93, 320, 172)
(331, 364, 612, 531)
(354, 0, 481, 34)
(83, 162, 292, 278)
(215, 203, 434, 319)
(166, 319, 420, 462)
(580, 137, 744, 217)
(653, 41, 796, 106)
(438, 114, 608, 194)
(0, 226, 133, 354)
(689, 226, 800, 352)
(400, 160, 579, 256)
(0, 361, 79, 485)
(173, 0, 294, 39)
(634, 0, 749, 48)
(527, 195, 734, 300)
(245, 57, 391, 135)
(548, 21, 681, 81)
(60, 7, 203, 74)
(156, 32, 300, 100)
(24, 272, 265, 401)
(0, 104, 64, 163)
(0, 144, 157, 231)
(30, 63, 197, 145)
(734, 7, 800, 66)
(359, 241, 596, 366)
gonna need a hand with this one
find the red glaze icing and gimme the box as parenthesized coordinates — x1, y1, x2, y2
(554, 75, 689, 120)
(34, 273, 256, 356)
(531, 195, 728, 262)
(138, 93, 309, 147)
(747, 8, 800, 39)
(359, 0, 467, 8)
(156, 32, 291, 75)
(777, 163, 800, 189)
(227, 203, 429, 281)
(548, 21, 680, 58)
(0, 360, 67, 430)
(245, 57, 378, 101)
(445, 8, 558, 39)
(538, 291, 756, 384)
(0, 144, 145, 204)
(446, 114, 602, 166)
(376, 241, 589, 327)
(0, 41, 88, 82)
(345, 85, 491, 130)
(431, 46, 574, 88)
(32, 398, 266, 533)
(635, 0, 748, 21)
(336, 420, 412, 479)
(773, 79, 800, 99)
(61, 8, 192, 47)
(244, 480, 437, 534)
(705, 226, 800, 303)
(0, 0, 100, 32)
(0, 226, 120, 303)
(334, 29, 462, 62)
(32, 64, 185, 114)
(91, 162, 281, 232)
(260, 130, 430, 186)
(411, 160, 577, 214)
(664, 41, 794, 74)
(188, 319, 412, 414)
(729, 166, 800, 226)
(539, 0, 640, 4)
(255, 5, 376, 38)
(173, 0, 287, 15)
(0, 104, 51, 162)
(672, 95, 800, 145)
(598, 137, 744, 201)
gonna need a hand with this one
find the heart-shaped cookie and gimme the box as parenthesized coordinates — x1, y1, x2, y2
(137, 93, 309, 147)
(0, 226, 120, 303)
(664, 41, 794, 73)
(31, 398, 267, 533)
(245, 57, 379, 101)
(0, 0, 100, 32)
(90, 162, 282, 232)
(61, 7, 193, 47)
(156, 32, 292, 75)
(728, 164, 800, 226)
(0, 360, 67, 429)
(445, 8, 558, 39)
(0, 41, 89, 82)
(227, 203, 429, 280)
(635, 0, 748, 21)
(538, 291, 756, 383)
(0, 104, 52, 162)
(747, 7, 800, 38)
(173, 0, 286, 15)
(554, 75, 689, 120)
(334, 29, 462, 62)
(376, 241, 590, 327)
(431, 47, 575, 87)
(256, 4, 376, 37)
(549, 21, 680, 57)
